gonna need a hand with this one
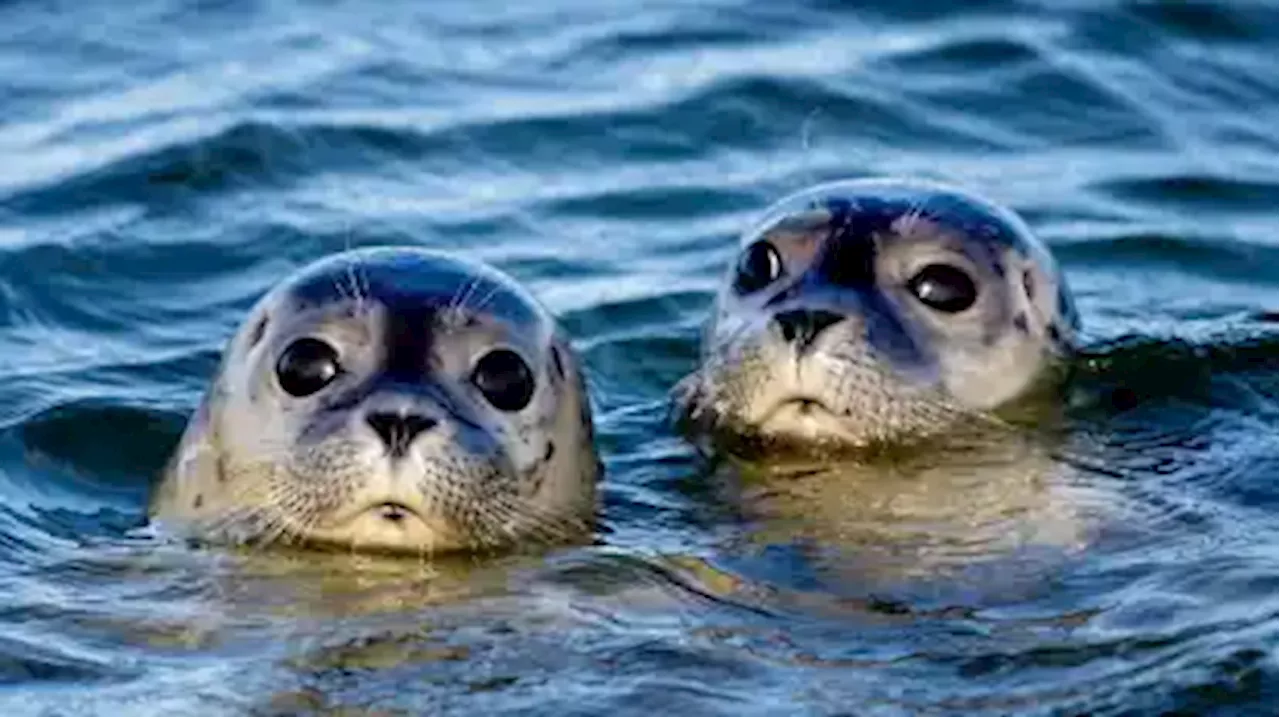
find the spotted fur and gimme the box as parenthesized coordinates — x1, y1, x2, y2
(674, 178, 1079, 455)
(150, 247, 598, 555)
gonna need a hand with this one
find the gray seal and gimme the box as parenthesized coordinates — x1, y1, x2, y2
(150, 246, 598, 555)
(674, 178, 1079, 453)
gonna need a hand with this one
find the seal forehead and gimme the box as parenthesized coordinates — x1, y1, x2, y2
(750, 179, 1049, 262)
(282, 247, 543, 327)
(678, 178, 1083, 454)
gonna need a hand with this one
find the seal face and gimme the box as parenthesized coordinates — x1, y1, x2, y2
(150, 247, 598, 555)
(674, 178, 1079, 453)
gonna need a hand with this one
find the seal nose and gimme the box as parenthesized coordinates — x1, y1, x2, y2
(773, 309, 844, 347)
(366, 411, 438, 456)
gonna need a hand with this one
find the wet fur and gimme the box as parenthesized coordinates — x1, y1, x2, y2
(675, 178, 1079, 454)
(151, 248, 598, 556)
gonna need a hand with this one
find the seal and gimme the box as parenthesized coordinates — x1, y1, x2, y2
(674, 178, 1079, 454)
(149, 246, 598, 555)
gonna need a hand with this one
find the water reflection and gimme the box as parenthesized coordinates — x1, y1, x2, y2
(706, 428, 1114, 599)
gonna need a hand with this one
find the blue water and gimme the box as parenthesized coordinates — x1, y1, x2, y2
(0, 0, 1276, 714)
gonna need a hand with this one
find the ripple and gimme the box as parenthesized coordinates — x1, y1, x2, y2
(18, 400, 181, 486)
(1056, 232, 1279, 284)
(1122, 0, 1280, 43)
(546, 184, 756, 221)
(884, 34, 1044, 75)
(0, 632, 131, 685)
(1093, 174, 1278, 214)
(1, 119, 424, 215)
(0, 0, 1273, 713)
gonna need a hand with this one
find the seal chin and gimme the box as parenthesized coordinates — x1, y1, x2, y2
(756, 397, 862, 446)
(312, 499, 460, 554)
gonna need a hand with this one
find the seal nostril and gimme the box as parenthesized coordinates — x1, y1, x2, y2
(378, 502, 409, 523)
(401, 414, 437, 438)
(366, 412, 439, 455)
(773, 309, 844, 347)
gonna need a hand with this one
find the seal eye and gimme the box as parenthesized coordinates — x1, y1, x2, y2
(733, 241, 783, 294)
(276, 338, 341, 397)
(472, 349, 535, 412)
(907, 264, 978, 313)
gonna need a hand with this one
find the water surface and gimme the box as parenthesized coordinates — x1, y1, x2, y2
(0, 0, 1276, 714)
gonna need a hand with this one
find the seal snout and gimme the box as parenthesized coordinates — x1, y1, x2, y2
(366, 410, 439, 457)
(773, 309, 844, 349)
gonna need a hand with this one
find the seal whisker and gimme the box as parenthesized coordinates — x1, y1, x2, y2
(448, 279, 468, 312)
(898, 190, 931, 238)
(677, 178, 1079, 455)
(469, 279, 503, 315)
(456, 276, 482, 312)
(345, 258, 361, 311)
(481, 495, 585, 548)
(352, 259, 370, 315)
(148, 247, 600, 557)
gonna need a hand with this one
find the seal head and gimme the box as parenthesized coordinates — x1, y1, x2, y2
(675, 178, 1079, 454)
(151, 247, 597, 555)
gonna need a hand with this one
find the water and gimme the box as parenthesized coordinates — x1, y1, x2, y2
(0, 0, 1275, 714)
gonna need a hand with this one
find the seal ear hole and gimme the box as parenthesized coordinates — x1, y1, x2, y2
(1022, 269, 1036, 300)
(248, 315, 269, 348)
(472, 349, 535, 412)
(276, 337, 342, 398)
(733, 241, 783, 294)
(906, 264, 978, 314)
(550, 346, 566, 381)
